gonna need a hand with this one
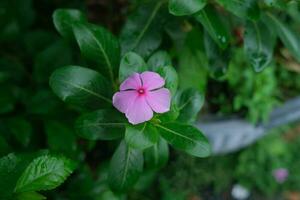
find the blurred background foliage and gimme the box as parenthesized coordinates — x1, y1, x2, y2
(1, 0, 300, 199)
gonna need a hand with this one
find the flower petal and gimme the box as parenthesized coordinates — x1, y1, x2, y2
(120, 73, 142, 91)
(140, 71, 165, 90)
(113, 91, 137, 113)
(126, 96, 153, 124)
(146, 88, 171, 113)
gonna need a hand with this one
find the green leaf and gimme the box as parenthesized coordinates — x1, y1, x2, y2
(264, 13, 300, 63)
(0, 86, 15, 114)
(195, 5, 230, 49)
(244, 20, 275, 72)
(15, 155, 76, 193)
(215, 0, 260, 20)
(73, 23, 120, 84)
(75, 109, 125, 140)
(8, 118, 32, 147)
(158, 102, 180, 122)
(169, 0, 207, 16)
(147, 51, 172, 71)
(125, 123, 159, 150)
(144, 137, 169, 169)
(0, 135, 11, 157)
(45, 121, 77, 156)
(53, 9, 87, 39)
(120, 2, 164, 58)
(15, 192, 46, 200)
(175, 88, 204, 123)
(34, 40, 72, 84)
(156, 65, 178, 97)
(49, 65, 112, 110)
(108, 141, 143, 192)
(119, 52, 147, 82)
(204, 31, 230, 79)
(155, 123, 210, 157)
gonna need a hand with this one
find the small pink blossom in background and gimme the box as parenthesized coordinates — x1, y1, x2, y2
(272, 168, 289, 183)
(113, 71, 171, 124)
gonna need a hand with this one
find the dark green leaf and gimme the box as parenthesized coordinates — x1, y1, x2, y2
(49, 66, 112, 110)
(169, 0, 207, 16)
(147, 51, 172, 71)
(125, 123, 159, 150)
(0, 135, 11, 157)
(8, 118, 32, 147)
(175, 88, 204, 123)
(264, 13, 300, 63)
(155, 123, 210, 157)
(158, 102, 180, 122)
(108, 141, 143, 192)
(216, 0, 260, 20)
(15, 155, 76, 193)
(244, 20, 275, 72)
(53, 9, 87, 39)
(0, 86, 15, 114)
(195, 5, 230, 49)
(73, 23, 120, 84)
(119, 52, 147, 82)
(34, 40, 72, 84)
(144, 137, 169, 169)
(75, 109, 125, 140)
(120, 2, 165, 58)
(45, 121, 77, 156)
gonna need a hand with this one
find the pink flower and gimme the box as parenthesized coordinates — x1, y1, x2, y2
(113, 72, 171, 124)
(272, 168, 289, 183)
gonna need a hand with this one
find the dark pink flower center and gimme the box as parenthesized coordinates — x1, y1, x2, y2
(137, 88, 146, 95)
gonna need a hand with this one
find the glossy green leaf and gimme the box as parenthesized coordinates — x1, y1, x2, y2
(169, 0, 207, 16)
(15, 192, 46, 200)
(175, 88, 204, 123)
(120, 2, 164, 58)
(108, 141, 143, 192)
(244, 20, 275, 72)
(75, 109, 125, 140)
(53, 9, 86, 39)
(195, 5, 230, 49)
(49, 66, 112, 110)
(155, 123, 210, 157)
(215, 0, 260, 20)
(158, 102, 180, 122)
(156, 65, 178, 96)
(8, 118, 32, 147)
(119, 52, 147, 82)
(45, 121, 77, 156)
(73, 23, 120, 83)
(204, 31, 230, 79)
(144, 137, 169, 169)
(15, 155, 76, 193)
(125, 123, 159, 150)
(264, 13, 300, 63)
(147, 51, 172, 71)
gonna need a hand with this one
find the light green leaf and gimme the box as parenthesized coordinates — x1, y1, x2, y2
(53, 9, 87, 39)
(15, 155, 76, 193)
(244, 20, 275, 72)
(156, 65, 178, 97)
(75, 109, 125, 140)
(49, 65, 112, 110)
(155, 123, 210, 157)
(144, 137, 169, 169)
(125, 123, 159, 150)
(169, 0, 207, 16)
(108, 141, 143, 192)
(119, 52, 147, 82)
(73, 23, 120, 84)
